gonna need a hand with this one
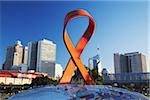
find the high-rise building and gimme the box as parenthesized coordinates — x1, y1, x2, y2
(114, 52, 147, 73)
(114, 53, 128, 73)
(55, 64, 63, 79)
(37, 39, 56, 77)
(27, 42, 38, 70)
(27, 39, 56, 77)
(3, 41, 28, 70)
(88, 55, 100, 69)
(88, 59, 98, 69)
(22, 46, 28, 64)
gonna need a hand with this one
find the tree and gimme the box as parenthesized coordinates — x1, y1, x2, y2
(31, 76, 58, 86)
(89, 66, 103, 85)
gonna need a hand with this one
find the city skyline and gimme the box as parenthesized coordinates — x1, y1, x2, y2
(1, 1, 149, 73)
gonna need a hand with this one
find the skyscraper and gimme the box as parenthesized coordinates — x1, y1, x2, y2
(27, 39, 56, 77)
(88, 59, 98, 69)
(114, 53, 128, 73)
(37, 39, 56, 77)
(88, 55, 100, 69)
(22, 46, 28, 64)
(27, 42, 38, 70)
(114, 52, 147, 73)
(3, 41, 28, 70)
(55, 64, 63, 79)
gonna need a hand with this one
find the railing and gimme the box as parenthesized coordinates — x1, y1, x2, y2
(103, 72, 150, 84)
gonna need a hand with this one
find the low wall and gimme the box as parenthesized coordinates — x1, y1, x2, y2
(0, 77, 32, 85)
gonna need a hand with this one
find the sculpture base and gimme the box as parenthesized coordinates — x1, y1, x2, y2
(10, 84, 148, 100)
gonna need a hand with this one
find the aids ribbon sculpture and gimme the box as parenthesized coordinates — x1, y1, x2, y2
(59, 9, 96, 85)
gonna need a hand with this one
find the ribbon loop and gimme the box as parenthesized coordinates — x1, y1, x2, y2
(59, 9, 96, 85)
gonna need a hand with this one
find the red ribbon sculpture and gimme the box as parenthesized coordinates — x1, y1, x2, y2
(59, 9, 96, 85)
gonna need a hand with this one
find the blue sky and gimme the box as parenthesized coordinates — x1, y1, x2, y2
(0, 1, 149, 73)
